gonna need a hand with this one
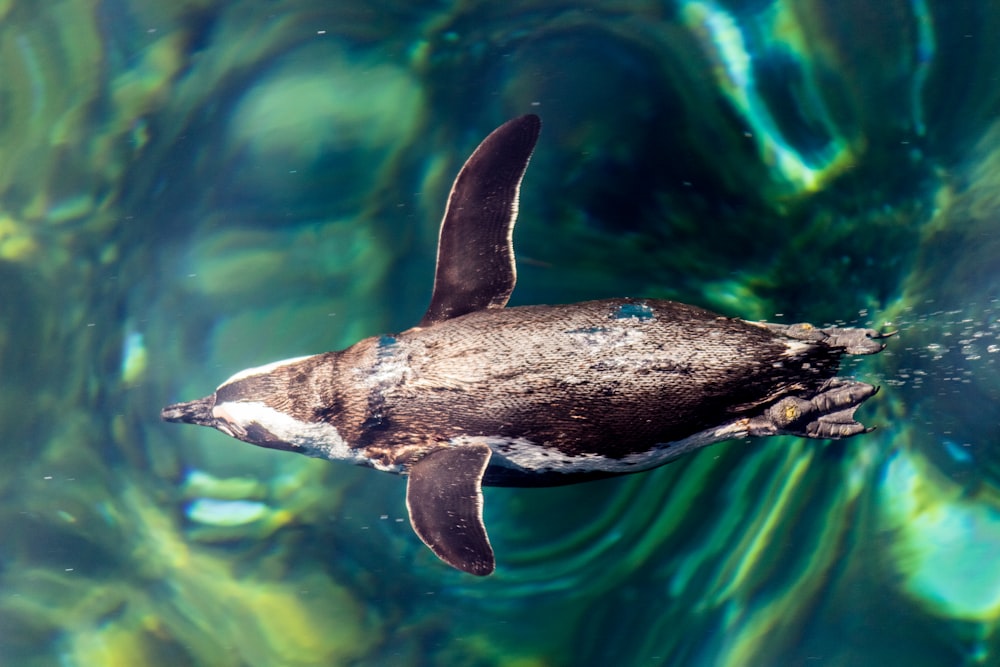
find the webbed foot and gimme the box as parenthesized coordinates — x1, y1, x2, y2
(759, 322, 895, 355)
(748, 378, 880, 439)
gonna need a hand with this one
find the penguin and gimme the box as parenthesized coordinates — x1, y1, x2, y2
(162, 114, 890, 576)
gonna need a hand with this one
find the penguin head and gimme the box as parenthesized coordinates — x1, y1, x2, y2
(161, 392, 295, 454)
(162, 353, 357, 464)
(161, 357, 316, 453)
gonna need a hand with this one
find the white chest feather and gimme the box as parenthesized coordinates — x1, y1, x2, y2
(451, 418, 751, 475)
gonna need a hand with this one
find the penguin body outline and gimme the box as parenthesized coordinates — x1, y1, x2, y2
(163, 115, 888, 575)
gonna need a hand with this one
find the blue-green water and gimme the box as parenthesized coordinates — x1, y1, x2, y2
(2, 1, 999, 665)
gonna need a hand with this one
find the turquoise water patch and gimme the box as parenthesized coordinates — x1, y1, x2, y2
(611, 302, 655, 322)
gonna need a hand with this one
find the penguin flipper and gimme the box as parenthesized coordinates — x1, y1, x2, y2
(418, 115, 541, 327)
(405, 443, 495, 575)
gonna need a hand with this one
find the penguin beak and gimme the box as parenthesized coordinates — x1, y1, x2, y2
(161, 395, 216, 426)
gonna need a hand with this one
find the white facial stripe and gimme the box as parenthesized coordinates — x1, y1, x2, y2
(451, 419, 750, 474)
(215, 400, 401, 473)
(219, 355, 314, 388)
(211, 404, 248, 439)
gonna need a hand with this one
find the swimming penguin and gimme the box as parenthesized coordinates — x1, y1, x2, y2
(162, 114, 889, 576)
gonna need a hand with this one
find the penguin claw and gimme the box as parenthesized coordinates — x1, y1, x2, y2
(869, 329, 898, 339)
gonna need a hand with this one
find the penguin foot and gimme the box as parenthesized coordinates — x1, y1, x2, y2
(749, 378, 880, 440)
(760, 321, 894, 355)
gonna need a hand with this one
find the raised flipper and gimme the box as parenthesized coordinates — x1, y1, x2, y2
(748, 378, 880, 439)
(405, 443, 495, 575)
(418, 114, 541, 327)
